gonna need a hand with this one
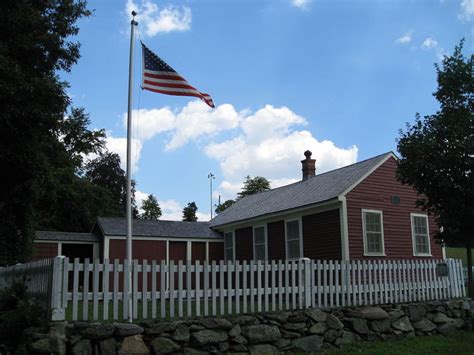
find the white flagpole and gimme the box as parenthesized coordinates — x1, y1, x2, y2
(126, 10, 138, 323)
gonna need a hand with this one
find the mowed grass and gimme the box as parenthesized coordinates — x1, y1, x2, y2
(446, 247, 474, 268)
(322, 331, 474, 355)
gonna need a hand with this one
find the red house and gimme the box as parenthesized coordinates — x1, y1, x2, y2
(33, 151, 444, 263)
(209, 151, 444, 262)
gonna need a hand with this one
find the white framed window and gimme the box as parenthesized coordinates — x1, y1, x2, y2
(224, 231, 235, 261)
(362, 209, 385, 256)
(411, 213, 431, 256)
(253, 225, 267, 260)
(285, 218, 303, 259)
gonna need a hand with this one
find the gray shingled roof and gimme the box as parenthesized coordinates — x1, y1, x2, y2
(35, 231, 100, 242)
(210, 152, 393, 228)
(96, 217, 222, 239)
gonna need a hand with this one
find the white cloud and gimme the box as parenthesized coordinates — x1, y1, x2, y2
(105, 135, 143, 172)
(135, 190, 149, 213)
(460, 0, 474, 21)
(421, 37, 438, 49)
(125, 0, 191, 37)
(204, 105, 358, 201)
(395, 30, 413, 45)
(125, 108, 176, 142)
(291, 0, 312, 9)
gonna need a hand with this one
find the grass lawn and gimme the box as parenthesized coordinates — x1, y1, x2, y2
(322, 331, 474, 355)
(446, 247, 474, 268)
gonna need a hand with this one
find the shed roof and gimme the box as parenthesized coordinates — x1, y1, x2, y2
(96, 217, 222, 239)
(210, 152, 393, 228)
(35, 231, 100, 243)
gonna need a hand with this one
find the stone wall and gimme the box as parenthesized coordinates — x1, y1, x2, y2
(23, 299, 474, 355)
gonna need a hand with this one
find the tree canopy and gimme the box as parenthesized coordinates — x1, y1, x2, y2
(215, 199, 235, 214)
(0, 0, 91, 265)
(397, 40, 473, 296)
(182, 202, 198, 222)
(237, 176, 271, 199)
(141, 194, 162, 220)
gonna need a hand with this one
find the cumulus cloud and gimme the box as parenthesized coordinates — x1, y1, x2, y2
(291, 0, 312, 9)
(204, 105, 358, 201)
(421, 37, 438, 49)
(395, 30, 413, 45)
(104, 135, 143, 172)
(125, 0, 191, 37)
(460, 0, 474, 20)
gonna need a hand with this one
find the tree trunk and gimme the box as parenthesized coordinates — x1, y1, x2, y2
(467, 240, 473, 298)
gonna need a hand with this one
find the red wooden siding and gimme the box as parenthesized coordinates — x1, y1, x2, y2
(346, 157, 443, 259)
(32, 242, 58, 260)
(108, 239, 167, 262)
(208, 242, 224, 261)
(191, 242, 206, 262)
(169, 241, 187, 262)
(267, 221, 286, 260)
(235, 227, 253, 261)
(302, 209, 342, 260)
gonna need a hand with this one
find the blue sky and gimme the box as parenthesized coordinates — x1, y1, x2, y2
(65, 0, 474, 221)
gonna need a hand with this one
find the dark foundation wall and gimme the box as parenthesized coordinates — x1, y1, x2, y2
(302, 209, 342, 260)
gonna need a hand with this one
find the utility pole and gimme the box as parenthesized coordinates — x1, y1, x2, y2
(208, 173, 215, 219)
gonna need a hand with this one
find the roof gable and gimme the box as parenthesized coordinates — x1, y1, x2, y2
(210, 152, 394, 228)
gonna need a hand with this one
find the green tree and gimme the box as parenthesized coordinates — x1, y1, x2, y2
(182, 202, 198, 222)
(85, 152, 139, 218)
(397, 41, 474, 296)
(237, 176, 271, 199)
(141, 194, 162, 220)
(215, 199, 235, 214)
(0, 0, 90, 265)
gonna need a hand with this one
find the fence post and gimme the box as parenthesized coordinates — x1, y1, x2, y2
(50, 256, 66, 321)
(304, 259, 311, 308)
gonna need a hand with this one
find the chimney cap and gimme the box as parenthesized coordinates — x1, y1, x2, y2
(304, 150, 312, 159)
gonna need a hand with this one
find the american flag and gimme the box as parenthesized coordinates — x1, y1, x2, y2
(141, 43, 215, 108)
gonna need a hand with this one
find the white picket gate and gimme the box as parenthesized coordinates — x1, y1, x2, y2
(0, 257, 466, 322)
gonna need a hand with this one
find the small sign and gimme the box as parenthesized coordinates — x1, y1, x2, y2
(437, 263, 449, 277)
(391, 195, 401, 204)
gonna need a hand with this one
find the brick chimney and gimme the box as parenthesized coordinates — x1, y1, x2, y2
(301, 150, 316, 180)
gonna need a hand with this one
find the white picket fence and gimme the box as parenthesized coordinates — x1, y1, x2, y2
(0, 257, 465, 321)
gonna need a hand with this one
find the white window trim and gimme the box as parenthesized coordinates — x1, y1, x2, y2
(362, 209, 386, 257)
(224, 230, 235, 262)
(410, 213, 432, 257)
(253, 225, 268, 261)
(284, 217, 304, 260)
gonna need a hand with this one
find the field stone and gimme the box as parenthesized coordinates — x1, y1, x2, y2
(150, 336, 179, 354)
(182, 347, 209, 354)
(192, 330, 228, 345)
(119, 335, 150, 355)
(265, 312, 290, 323)
(392, 316, 414, 332)
(231, 334, 248, 345)
(233, 315, 259, 325)
(388, 309, 405, 321)
(99, 338, 116, 355)
(173, 324, 190, 342)
(115, 323, 144, 337)
(348, 318, 369, 334)
(71, 339, 92, 355)
(200, 318, 233, 329)
(241, 325, 281, 344)
(326, 314, 344, 330)
(432, 313, 452, 324)
(29, 338, 51, 354)
(288, 314, 307, 323)
(309, 322, 326, 335)
(280, 329, 300, 339)
(218, 341, 230, 352)
(231, 343, 249, 352)
(229, 324, 241, 337)
(305, 308, 327, 322)
(348, 306, 388, 320)
(324, 329, 340, 343)
(334, 331, 356, 346)
(275, 338, 291, 349)
(371, 319, 391, 333)
(407, 305, 425, 322)
(283, 322, 306, 331)
(249, 344, 281, 355)
(413, 318, 436, 332)
(291, 335, 324, 352)
(81, 324, 115, 340)
(145, 322, 177, 335)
